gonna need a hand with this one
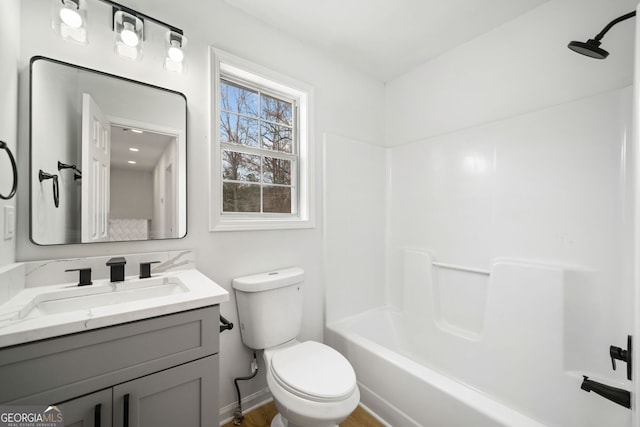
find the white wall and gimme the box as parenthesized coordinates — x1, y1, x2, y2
(0, 0, 19, 267)
(16, 0, 384, 417)
(110, 168, 154, 219)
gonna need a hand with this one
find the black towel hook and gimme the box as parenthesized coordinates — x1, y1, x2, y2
(58, 160, 80, 173)
(58, 161, 82, 181)
(0, 141, 17, 200)
(39, 170, 59, 208)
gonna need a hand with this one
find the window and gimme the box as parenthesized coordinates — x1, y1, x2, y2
(220, 78, 295, 214)
(209, 48, 314, 231)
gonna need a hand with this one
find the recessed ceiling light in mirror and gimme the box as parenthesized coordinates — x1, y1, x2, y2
(123, 128, 144, 134)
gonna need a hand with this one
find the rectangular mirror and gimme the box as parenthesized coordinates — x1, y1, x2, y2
(30, 57, 187, 245)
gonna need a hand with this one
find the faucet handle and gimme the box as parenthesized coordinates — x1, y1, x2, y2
(610, 346, 624, 370)
(65, 268, 92, 286)
(139, 261, 161, 279)
(609, 335, 633, 380)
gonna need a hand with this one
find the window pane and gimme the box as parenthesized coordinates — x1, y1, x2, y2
(263, 186, 292, 213)
(220, 80, 258, 116)
(223, 182, 261, 212)
(261, 122, 292, 153)
(220, 112, 259, 147)
(263, 157, 291, 185)
(223, 151, 260, 182)
(261, 94, 292, 125)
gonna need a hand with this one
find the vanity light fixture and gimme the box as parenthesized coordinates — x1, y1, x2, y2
(128, 160, 137, 164)
(129, 147, 139, 152)
(108, 1, 185, 69)
(53, 0, 186, 71)
(165, 31, 188, 73)
(113, 9, 144, 60)
(52, 0, 88, 44)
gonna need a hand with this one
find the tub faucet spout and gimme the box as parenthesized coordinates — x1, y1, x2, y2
(580, 376, 630, 408)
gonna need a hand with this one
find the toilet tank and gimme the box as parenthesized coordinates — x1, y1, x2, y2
(232, 267, 304, 350)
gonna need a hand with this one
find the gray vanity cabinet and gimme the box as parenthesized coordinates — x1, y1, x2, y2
(112, 355, 217, 427)
(58, 389, 113, 427)
(0, 306, 221, 427)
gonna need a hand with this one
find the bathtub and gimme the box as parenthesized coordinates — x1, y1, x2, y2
(327, 307, 547, 427)
(325, 253, 632, 426)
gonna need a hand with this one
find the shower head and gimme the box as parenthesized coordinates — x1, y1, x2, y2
(568, 10, 636, 59)
(568, 39, 609, 59)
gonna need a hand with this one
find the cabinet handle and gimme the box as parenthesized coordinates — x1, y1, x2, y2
(123, 394, 130, 427)
(94, 403, 101, 427)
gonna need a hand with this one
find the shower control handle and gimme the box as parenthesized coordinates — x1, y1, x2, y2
(609, 335, 632, 381)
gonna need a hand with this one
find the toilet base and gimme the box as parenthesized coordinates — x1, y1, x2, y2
(270, 413, 338, 427)
(270, 413, 288, 427)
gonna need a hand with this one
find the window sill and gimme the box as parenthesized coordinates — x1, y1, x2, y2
(209, 217, 315, 232)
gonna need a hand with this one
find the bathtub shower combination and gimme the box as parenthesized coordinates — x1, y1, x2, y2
(323, 79, 635, 425)
(319, 6, 640, 426)
(326, 251, 632, 427)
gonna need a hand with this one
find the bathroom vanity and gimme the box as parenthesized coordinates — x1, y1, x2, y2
(0, 306, 219, 426)
(0, 251, 228, 427)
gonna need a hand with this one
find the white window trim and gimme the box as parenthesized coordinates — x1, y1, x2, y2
(209, 47, 315, 231)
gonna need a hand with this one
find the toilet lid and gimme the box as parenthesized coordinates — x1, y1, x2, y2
(270, 341, 356, 402)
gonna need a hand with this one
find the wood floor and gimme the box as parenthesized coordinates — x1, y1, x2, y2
(221, 401, 384, 427)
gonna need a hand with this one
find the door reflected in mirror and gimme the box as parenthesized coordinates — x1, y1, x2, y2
(30, 57, 187, 245)
(109, 125, 179, 241)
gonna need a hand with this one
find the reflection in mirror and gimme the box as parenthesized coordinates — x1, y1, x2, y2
(30, 57, 187, 245)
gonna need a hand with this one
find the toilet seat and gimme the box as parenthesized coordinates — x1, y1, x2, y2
(269, 341, 357, 403)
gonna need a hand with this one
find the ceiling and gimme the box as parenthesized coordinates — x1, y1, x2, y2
(110, 126, 173, 172)
(222, 0, 550, 81)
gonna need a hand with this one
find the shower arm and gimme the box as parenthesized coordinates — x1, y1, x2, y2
(593, 11, 636, 42)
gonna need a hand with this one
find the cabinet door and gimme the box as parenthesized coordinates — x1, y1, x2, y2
(57, 388, 112, 427)
(113, 355, 218, 427)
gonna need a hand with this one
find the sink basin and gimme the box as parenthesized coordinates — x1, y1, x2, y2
(0, 264, 229, 348)
(19, 277, 188, 320)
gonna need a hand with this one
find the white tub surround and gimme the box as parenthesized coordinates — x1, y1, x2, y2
(324, 84, 634, 426)
(326, 251, 633, 427)
(0, 250, 229, 347)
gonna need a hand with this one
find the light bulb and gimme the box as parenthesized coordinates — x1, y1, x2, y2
(59, 0, 82, 28)
(167, 41, 184, 63)
(120, 22, 139, 47)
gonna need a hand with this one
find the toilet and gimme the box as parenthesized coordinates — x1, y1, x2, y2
(232, 267, 360, 427)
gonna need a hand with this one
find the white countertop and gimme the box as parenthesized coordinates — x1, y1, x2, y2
(0, 268, 229, 348)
